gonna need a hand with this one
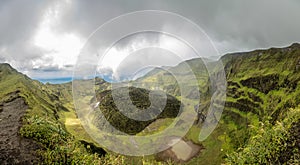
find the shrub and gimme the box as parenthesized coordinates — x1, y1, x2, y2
(20, 116, 103, 164)
(225, 108, 300, 164)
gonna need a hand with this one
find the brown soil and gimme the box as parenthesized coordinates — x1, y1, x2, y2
(0, 92, 41, 165)
(156, 138, 203, 164)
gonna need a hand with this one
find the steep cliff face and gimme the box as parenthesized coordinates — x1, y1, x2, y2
(222, 43, 300, 120)
(137, 43, 300, 125)
(217, 44, 300, 155)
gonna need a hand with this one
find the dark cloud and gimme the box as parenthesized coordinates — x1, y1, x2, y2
(0, 0, 58, 70)
(63, 64, 74, 68)
(28, 65, 73, 79)
(0, 1, 50, 45)
(0, 0, 300, 78)
(57, 0, 300, 53)
(32, 65, 61, 72)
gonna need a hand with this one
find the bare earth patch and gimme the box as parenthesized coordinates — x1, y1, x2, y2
(156, 137, 203, 163)
(0, 92, 41, 164)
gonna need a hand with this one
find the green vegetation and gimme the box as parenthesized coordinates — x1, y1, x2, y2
(1, 43, 300, 164)
(226, 108, 300, 164)
(93, 87, 181, 135)
(0, 63, 174, 164)
(20, 115, 104, 164)
(217, 44, 300, 164)
(0, 64, 109, 164)
(134, 43, 300, 164)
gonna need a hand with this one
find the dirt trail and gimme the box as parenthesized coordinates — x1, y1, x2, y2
(0, 92, 40, 164)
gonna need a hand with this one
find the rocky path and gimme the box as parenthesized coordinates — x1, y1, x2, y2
(0, 92, 40, 164)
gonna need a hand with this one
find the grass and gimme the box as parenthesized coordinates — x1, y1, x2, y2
(58, 110, 96, 143)
(2, 44, 300, 164)
(185, 125, 224, 165)
(226, 108, 300, 164)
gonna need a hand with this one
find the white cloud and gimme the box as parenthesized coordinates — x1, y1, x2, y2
(97, 32, 199, 81)
(33, 3, 83, 69)
(1, 0, 300, 79)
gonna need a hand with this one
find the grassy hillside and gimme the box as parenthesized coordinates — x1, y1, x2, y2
(136, 58, 211, 99)
(0, 64, 108, 164)
(221, 43, 300, 151)
(131, 43, 300, 164)
(92, 86, 181, 135)
(0, 43, 299, 164)
(217, 44, 299, 164)
(43, 43, 300, 164)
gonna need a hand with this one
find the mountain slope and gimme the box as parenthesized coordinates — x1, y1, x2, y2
(131, 43, 300, 164)
(0, 63, 106, 164)
(92, 86, 181, 135)
(220, 43, 300, 146)
(1, 43, 300, 164)
(136, 58, 211, 98)
(220, 43, 300, 164)
(0, 90, 40, 164)
(0, 64, 53, 164)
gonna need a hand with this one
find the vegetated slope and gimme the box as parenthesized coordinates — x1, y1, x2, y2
(0, 67, 161, 164)
(226, 107, 300, 164)
(92, 86, 181, 135)
(49, 43, 300, 164)
(135, 58, 214, 130)
(0, 64, 48, 164)
(221, 43, 300, 163)
(1, 43, 299, 164)
(0, 64, 106, 164)
(0, 90, 40, 164)
(135, 43, 300, 164)
(136, 58, 211, 99)
(53, 43, 300, 164)
(47, 79, 183, 164)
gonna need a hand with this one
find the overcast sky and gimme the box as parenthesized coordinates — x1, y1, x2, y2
(0, 0, 300, 79)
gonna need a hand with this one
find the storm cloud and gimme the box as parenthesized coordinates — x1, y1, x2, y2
(0, 0, 299, 79)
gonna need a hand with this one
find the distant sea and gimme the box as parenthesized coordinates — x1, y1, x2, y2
(34, 75, 126, 84)
(35, 77, 73, 84)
